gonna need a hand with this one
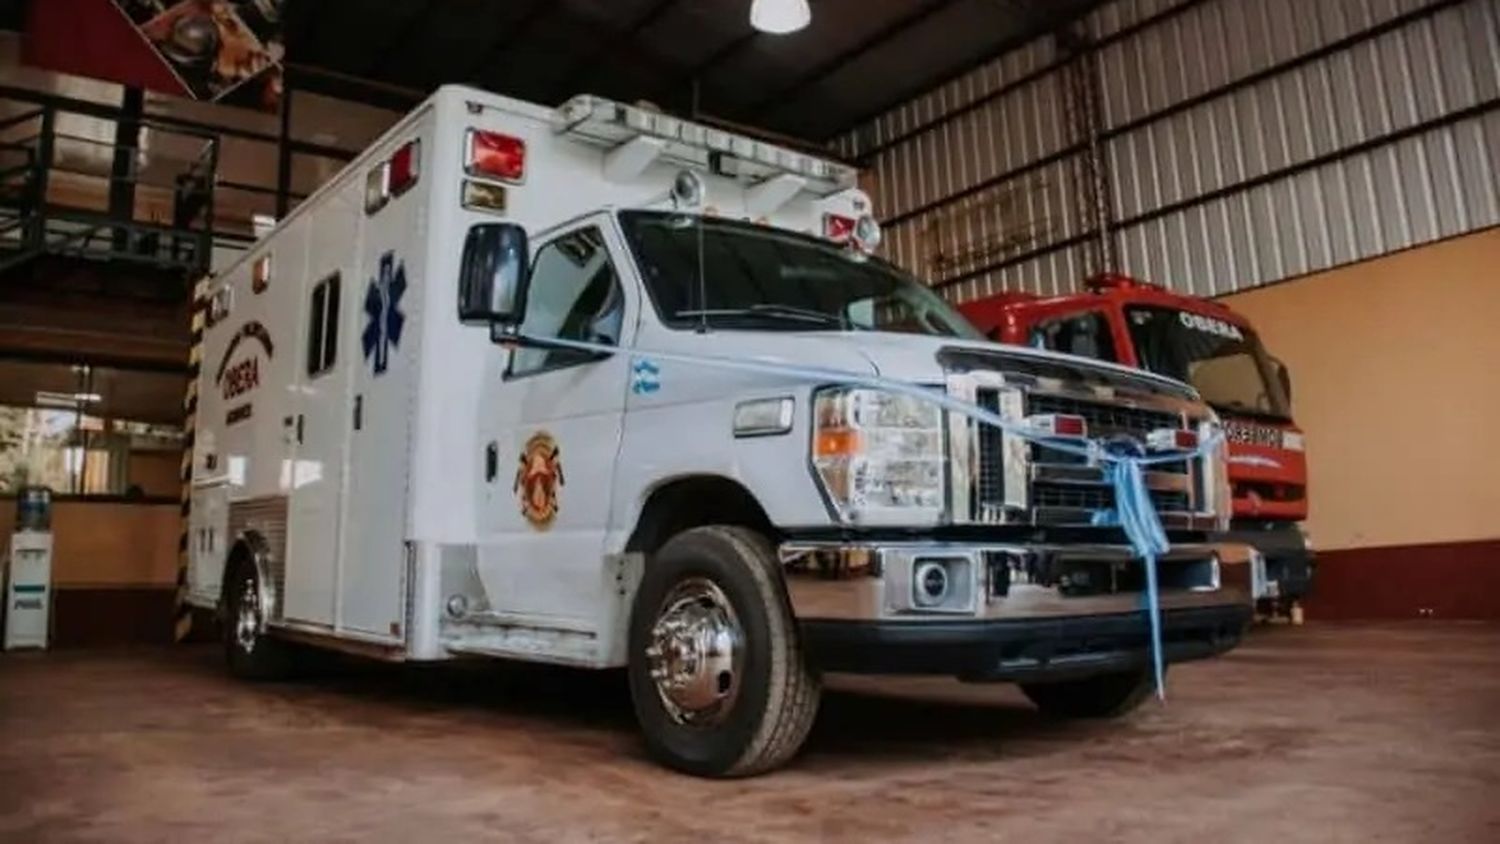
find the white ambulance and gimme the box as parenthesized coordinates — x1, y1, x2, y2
(187, 85, 1257, 777)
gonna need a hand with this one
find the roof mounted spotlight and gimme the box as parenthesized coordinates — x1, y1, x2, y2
(750, 0, 811, 34)
(671, 169, 705, 210)
(851, 215, 882, 253)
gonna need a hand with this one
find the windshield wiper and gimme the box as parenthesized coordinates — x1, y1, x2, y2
(1208, 399, 1291, 422)
(676, 303, 849, 328)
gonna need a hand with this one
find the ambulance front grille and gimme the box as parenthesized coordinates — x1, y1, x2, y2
(970, 387, 1204, 527)
(227, 496, 290, 621)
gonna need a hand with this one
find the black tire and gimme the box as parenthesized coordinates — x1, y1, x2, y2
(1021, 668, 1157, 719)
(222, 557, 293, 681)
(627, 525, 821, 778)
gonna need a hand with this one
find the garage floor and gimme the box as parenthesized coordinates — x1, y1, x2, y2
(2, 624, 1497, 842)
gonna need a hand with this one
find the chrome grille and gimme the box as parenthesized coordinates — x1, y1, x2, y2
(1026, 392, 1182, 436)
(1029, 484, 1190, 513)
(1028, 393, 1189, 475)
(975, 388, 1005, 506)
(969, 385, 1204, 527)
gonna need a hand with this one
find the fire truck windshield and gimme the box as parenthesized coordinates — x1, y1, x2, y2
(619, 210, 981, 339)
(1125, 306, 1291, 420)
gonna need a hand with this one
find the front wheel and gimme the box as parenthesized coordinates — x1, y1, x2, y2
(1021, 668, 1157, 719)
(627, 526, 821, 777)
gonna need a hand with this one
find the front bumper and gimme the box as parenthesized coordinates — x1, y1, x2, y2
(1225, 520, 1314, 600)
(781, 539, 1256, 680)
(801, 605, 1251, 681)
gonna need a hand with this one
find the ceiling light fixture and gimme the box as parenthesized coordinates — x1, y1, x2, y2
(750, 0, 811, 34)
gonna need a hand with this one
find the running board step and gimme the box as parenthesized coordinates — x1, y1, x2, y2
(443, 623, 601, 668)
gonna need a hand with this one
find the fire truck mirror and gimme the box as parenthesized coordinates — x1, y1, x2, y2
(1272, 357, 1292, 405)
(458, 222, 530, 328)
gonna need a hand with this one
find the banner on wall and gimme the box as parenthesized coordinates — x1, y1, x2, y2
(24, 0, 284, 112)
(114, 1, 284, 111)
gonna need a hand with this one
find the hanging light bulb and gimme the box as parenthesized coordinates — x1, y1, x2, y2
(750, 0, 811, 34)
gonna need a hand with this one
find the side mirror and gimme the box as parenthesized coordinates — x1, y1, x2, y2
(1272, 357, 1292, 404)
(458, 223, 529, 327)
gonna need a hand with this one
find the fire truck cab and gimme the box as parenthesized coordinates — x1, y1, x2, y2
(960, 274, 1313, 613)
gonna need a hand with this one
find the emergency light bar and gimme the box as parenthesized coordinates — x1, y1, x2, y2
(824, 213, 856, 242)
(553, 94, 857, 196)
(466, 130, 526, 183)
(365, 137, 421, 214)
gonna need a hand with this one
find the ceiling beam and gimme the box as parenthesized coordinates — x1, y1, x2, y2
(0, 0, 24, 32)
(283, 62, 425, 114)
(641, 28, 757, 117)
(687, 30, 758, 80)
(361, 0, 439, 79)
(648, 0, 841, 114)
(742, 0, 958, 121)
(555, 0, 684, 101)
(813, 0, 1103, 141)
(460, 0, 556, 84)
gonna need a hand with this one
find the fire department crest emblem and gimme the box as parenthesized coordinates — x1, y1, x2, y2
(515, 432, 564, 529)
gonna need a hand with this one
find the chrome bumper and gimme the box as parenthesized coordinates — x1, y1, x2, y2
(780, 540, 1258, 623)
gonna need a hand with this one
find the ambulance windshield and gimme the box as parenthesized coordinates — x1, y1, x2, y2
(619, 211, 981, 339)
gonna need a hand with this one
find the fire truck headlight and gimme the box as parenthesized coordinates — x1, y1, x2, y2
(811, 387, 945, 526)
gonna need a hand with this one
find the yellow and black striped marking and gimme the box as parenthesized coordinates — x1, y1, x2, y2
(174, 279, 210, 642)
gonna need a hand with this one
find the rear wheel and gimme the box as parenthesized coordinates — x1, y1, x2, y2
(627, 526, 821, 777)
(222, 559, 292, 681)
(1021, 668, 1156, 719)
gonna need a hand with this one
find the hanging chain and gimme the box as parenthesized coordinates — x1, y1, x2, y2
(1060, 26, 1118, 278)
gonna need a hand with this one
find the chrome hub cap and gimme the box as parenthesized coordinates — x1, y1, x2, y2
(234, 575, 260, 654)
(645, 578, 743, 726)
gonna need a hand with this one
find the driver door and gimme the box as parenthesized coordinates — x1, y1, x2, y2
(476, 214, 636, 629)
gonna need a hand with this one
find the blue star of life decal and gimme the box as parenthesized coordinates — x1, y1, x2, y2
(363, 252, 407, 375)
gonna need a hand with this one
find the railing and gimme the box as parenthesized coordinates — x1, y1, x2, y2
(0, 96, 218, 278)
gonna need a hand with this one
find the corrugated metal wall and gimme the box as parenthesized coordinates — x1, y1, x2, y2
(835, 0, 1500, 303)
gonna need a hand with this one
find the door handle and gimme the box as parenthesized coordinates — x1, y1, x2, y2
(485, 441, 498, 482)
(353, 395, 363, 431)
(296, 414, 304, 444)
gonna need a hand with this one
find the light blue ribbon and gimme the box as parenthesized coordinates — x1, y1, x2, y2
(1104, 459, 1171, 700)
(518, 334, 1223, 700)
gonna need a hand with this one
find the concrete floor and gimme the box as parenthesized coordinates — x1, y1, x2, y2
(1, 624, 1497, 843)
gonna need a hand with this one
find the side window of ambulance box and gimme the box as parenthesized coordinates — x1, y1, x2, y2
(306, 273, 341, 377)
(1029, 311, 1116, 362)
(508, 226, 624, 378)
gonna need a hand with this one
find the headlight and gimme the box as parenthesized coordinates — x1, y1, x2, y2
(811, 387, 945, 525)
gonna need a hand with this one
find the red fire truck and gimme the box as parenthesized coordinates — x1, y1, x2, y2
(959, 274, 1312, 616)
